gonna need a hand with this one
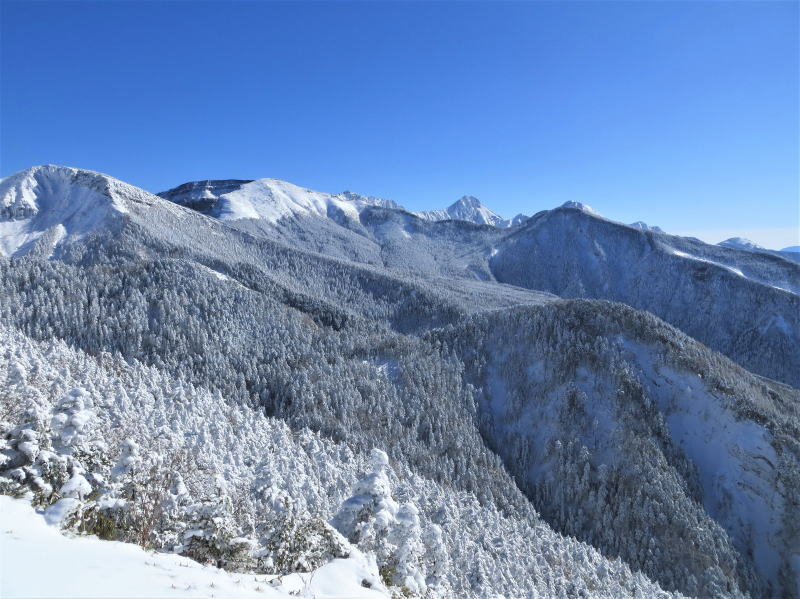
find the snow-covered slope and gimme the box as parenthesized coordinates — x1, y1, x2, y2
(158, 178, 402, 226)
(2, 163, 798, 598)
(491, 205, 800, 387)
(0, 323, 680, 599)
(154, 179, 255, 213)
(0, 165, 135, 258)
(439, 301, 800, 598)
(4, 165, 798, 388)
(164, 180, 530, 230)
(781, 245, 800, 253)
(0, 496, 386, 599)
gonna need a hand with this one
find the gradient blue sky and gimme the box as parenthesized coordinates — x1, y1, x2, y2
(2, 1, 798, 248)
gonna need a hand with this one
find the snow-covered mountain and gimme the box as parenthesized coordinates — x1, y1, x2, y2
(161, 179, 529, 229)
(501, 212, 530, 227)
(412, 195, 531, 228)
(334, 190, 404, 211)
(719, 237, 765, 251)
(713, 237, 800, 264)
(558, 200, 601, 215)
(158, 173, 800, 388)
(439, 300, 799, 598)
(782, 245, 800, 253)
(630, 220, 664, 233)
(491, 205, 800, 387)
(1, 164, 799, 599)
(6, 165, 798, 386)
(413, 195, 509, 227)
(0, 164, 133, 258)
(159, 177, 394, 225)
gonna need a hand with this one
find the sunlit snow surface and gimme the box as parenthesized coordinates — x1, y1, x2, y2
(0, 496, 387, 599)
(191, 178, 381, 225)
(0, 166, 126, 257)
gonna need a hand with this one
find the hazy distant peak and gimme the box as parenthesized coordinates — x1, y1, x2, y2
(630, 221, 664, 233)
(504, 213, 530, 227)
(718, 237, 765, 251)
(559, 200, 600, 215)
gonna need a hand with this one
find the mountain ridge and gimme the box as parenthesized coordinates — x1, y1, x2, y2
(1, 163, 798, 598)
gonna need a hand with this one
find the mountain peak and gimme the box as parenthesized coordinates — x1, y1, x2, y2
(718, 237, 765, 251)
(505, 213, 530, 227)
(449, 195, 483, 210)
(559, 201, 599, 215)
(630, 221, 664, 233)
(159, 177, 410, 224)
(0, 164, 142, 258)
(443, 196, 505, 226)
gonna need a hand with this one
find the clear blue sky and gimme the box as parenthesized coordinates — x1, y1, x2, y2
(2, 1, 797, 248)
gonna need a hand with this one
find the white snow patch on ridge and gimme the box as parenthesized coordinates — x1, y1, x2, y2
(194, 263, 251, 290)
(668, 247, 746, 277)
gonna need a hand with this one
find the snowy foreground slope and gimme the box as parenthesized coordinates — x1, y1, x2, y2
(0, 496, 385, 599)
(1, 165, 798, 598)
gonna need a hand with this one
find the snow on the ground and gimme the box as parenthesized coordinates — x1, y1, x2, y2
(0, 496, 387, 599)
(194, 262, 251, 290)
(620, 341, 790, 589)
(214, 179, 362, 224)
(0, 165, 127, 258)
(667, 247, 746, 277)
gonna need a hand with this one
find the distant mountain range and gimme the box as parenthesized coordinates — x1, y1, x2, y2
(158, 176, 798, 254)
(1, 164, 798, 599)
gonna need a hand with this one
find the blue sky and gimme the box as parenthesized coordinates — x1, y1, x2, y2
(2, 1, 797, 248)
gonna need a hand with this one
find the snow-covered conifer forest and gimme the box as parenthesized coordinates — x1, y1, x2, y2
(1, 165, 798, 598)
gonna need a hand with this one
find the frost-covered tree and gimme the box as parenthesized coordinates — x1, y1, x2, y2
(332, 448, 398, 565)
(421, 523, 450, 593)
(180, 497, 247, 567)
(387, 502, 426, 595)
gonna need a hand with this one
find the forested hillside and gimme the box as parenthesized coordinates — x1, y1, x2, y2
(1, 165, 797, 598)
